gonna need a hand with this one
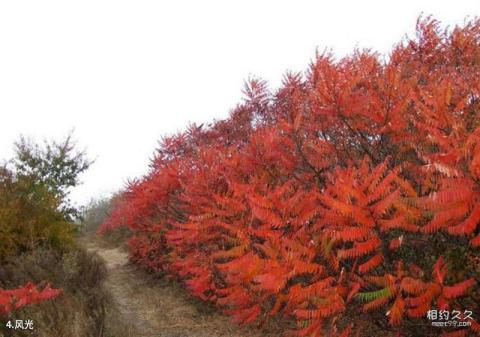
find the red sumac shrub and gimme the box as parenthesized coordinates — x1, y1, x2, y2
(0, 283, 62, 314)
(100, 17, 480, 336)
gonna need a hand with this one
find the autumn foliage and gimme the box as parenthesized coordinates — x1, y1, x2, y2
(100, 17, 480, 336)
(0, 136, 90, 316)
(0, 283, 62, 314)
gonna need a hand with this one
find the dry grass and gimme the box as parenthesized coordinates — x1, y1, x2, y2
(0, 246, 109, 337)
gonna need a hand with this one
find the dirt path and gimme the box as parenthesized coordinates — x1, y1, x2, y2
(84, 240, 275, 337)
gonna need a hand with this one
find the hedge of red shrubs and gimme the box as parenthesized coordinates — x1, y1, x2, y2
(100, 17, 480, 336)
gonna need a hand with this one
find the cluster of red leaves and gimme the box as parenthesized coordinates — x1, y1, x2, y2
(0, 283, 62, 314)
(100, 17, 480, 336)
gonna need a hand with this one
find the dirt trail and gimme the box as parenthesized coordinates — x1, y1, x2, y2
(84, 240, 274, 337)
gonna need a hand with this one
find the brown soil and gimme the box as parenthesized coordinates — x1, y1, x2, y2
(84, 240, 277, 337)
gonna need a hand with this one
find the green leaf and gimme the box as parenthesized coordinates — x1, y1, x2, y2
(355, 287, 391, 302)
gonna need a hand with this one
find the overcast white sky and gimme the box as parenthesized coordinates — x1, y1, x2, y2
(1, 1, 479, 207)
